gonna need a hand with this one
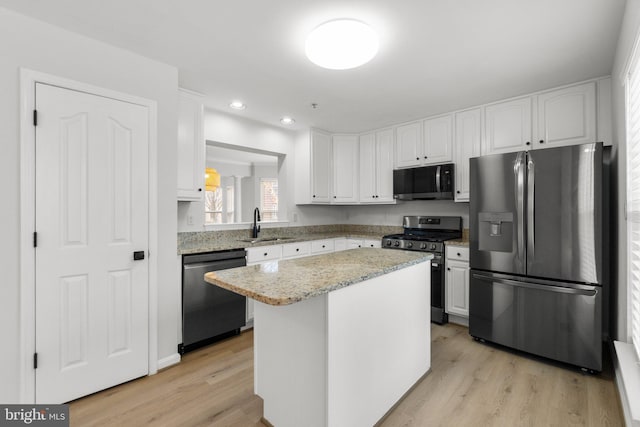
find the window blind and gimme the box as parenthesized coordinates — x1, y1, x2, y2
(626, 49, 640, 359)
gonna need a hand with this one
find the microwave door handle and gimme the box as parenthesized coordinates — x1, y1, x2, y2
(527, 156, 535, 271)
(435, 165, 441, 191)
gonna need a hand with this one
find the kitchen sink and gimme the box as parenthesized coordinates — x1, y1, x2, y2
(239, 237, 295, 244)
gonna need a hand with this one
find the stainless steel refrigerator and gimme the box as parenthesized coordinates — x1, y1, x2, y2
(469, 142, 604, 372)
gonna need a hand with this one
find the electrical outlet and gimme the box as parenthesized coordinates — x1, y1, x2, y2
(187, 215, 194, 225)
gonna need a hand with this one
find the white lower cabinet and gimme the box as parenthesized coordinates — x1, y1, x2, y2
(334, 238, 348, 252)
(282, 241, 311, 259)
(445, 246, 469, 322)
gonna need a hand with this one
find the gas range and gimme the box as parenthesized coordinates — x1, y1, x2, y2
(381, 216, 462, 254)
(382, 216, 462, 325)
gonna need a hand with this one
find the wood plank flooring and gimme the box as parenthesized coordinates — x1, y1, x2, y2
(69, 324, 623, 426)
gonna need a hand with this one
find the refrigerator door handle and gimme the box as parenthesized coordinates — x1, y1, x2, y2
(527, 156, 535, 270)
(472, 273, 598, 296)
(514, 152, 525, 267)
(435, 165, 441, 191)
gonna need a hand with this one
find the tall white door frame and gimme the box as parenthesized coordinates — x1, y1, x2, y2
(19, 69, 159, 403)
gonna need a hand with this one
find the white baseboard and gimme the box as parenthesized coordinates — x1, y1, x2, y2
(157, 353, 181, 371)
(613, 341, 640, 427)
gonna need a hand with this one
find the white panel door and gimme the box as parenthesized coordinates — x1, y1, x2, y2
(35, 83, 149, 403)
(483, 97, 532, 155)
(446, 261, 469, 317)
(395, 122, 422, 168)
(423, 115, 453, 164)
(332, 135, 358, 203)
(536, 82, 596, 149)
(311, 130, 331, 203)
(375, 128, 395, 202)
(454, 108, 482, 201)
(358, 133, 376, 202)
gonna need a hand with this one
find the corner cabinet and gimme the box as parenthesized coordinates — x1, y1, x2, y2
(359, 128, 395, 203)
(177, 89, 205, 201)
(445, 246, 469, 324)
(454, 109, 481, 202)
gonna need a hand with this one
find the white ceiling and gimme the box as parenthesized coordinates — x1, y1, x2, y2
(0, 0, 626, 133)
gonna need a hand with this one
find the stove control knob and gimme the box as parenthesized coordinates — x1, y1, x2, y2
(430, 244, 437, 250)
(385, 240, 392, 246)
(393, 241, 400, 247)
(420, 243, 427, 249)
(406, 242, 413, 248)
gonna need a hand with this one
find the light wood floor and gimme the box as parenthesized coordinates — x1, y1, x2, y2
(69, 324, 624, 426)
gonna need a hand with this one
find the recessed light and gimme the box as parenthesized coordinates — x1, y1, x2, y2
(229, 100, 246, 110)
(280, 116, 295, 125)
(305, 19, 379, 70)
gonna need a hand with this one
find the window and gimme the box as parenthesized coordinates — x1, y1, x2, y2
(260, 178, 278, 221)
(625, 47, 640, 359)
(205, 184, 235, 224)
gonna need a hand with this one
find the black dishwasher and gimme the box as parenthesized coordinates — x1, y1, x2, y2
(181, 249, 247, 354)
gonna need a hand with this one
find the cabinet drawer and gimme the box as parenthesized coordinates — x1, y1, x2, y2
(282, 242, 311, 259)
(446, 246, 469, 261)
(362, 239, 381, 248)
(246, 245, 282, 264)
(311, 239, 334, 254)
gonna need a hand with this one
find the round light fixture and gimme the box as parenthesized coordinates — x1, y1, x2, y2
(229, 100, 246, 110)
(305, 19, 379, 70)
(280, 116, 295, 125)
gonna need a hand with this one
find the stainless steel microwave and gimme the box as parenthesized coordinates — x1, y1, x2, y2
(393, 163, 455, 200)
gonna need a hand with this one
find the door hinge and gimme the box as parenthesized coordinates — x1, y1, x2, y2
(33, 232, 37, 248)
(33, 110, 38, 127)
(33, 353, 38, 370)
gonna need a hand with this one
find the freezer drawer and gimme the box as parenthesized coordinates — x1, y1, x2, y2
(469, 271, 602, 371)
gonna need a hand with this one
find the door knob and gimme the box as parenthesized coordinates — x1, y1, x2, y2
(133, 251, 145, 261)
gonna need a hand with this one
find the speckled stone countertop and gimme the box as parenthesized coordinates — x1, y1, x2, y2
(204, 248, 433, 306)
(445, 228, 470, 247)
(178, 224, 402, 255)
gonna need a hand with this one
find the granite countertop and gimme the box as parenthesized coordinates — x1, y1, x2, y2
(204, 248, 433, 306)
(445, 238, 469, 247)
(178, 232, 387, 255)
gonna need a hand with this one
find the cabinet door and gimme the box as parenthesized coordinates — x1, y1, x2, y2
(536, 82, 596, 149)
(311, 130, 331, 203)
(332, 135, 359, 203)
(395, 122, 422, 168)
(454, 109, 481, 201)
(375, 128, 395, 202)
(177, 90, 205, 201)
(423, 115, 453, 164)
(446, 260, 469, 317)
(483, 97, 532, 155)
(358, 133, 376, 202)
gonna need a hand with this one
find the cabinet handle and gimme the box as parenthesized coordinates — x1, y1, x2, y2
(416, 157, 420, 160)
(322, 245, 325, 248)
(424, 156, 428, 159)
(447, 267, 451, 271)
(456, 190, 460, 194)
(525, 141, 531, 146)
(313, 195, 316, 198)
(264, 253, 268, 256)
(333, 196, 336, 198)
(539, 139, 544, 144)
(457, 253, 461, 256)
(296, 248, 299, 252)
(198, 188, 202, 192)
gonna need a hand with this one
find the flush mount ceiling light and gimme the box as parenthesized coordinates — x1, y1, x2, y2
(280, 116, 295, 125)
(305, 19, 379, 70)
(229, 100, 246, 110)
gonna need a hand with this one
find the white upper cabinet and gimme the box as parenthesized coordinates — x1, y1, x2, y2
(311, 130, 332, 203)
(395, 121, 423, 168)
(483, 97, 532, 155)
(177, 89, 205, 201)
(332, 135, 359, 203)
(454, 108, 482, 202)
(359, 128, 395, 203)
(423, 115, 453, 164)
(535, 82, 596, 149)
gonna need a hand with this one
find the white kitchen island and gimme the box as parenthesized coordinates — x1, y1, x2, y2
(205, 248, 432, 427)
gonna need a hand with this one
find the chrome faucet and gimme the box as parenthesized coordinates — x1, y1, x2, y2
(252, 207, 261, 238)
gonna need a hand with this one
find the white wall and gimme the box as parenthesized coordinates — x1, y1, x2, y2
(0, 8, 179, 403)
(611, 0, 640, 342)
